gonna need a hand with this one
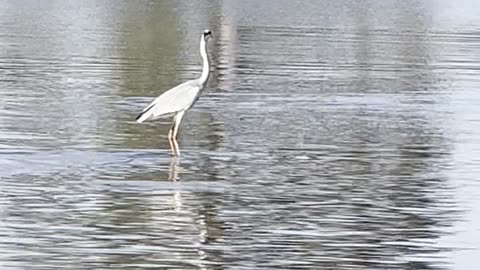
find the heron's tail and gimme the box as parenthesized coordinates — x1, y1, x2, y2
(136, 104, 155, 123)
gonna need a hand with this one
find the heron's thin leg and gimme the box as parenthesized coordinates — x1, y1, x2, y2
(167, 126, 175, 155)
(171, 111, 185, 156)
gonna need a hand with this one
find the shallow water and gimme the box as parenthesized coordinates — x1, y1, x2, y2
(1, 0, 480, 269)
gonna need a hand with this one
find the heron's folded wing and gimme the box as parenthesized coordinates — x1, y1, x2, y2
(136, 80, 200, 122)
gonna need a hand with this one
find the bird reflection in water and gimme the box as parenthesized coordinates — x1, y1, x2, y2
(168, 156, 182, 212)
(168, 156, 180, 181)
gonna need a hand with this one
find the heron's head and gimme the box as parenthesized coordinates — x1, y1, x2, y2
(203, 29, 212, 41)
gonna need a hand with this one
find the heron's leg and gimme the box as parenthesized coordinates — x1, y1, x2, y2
(171, 111, 185, 156)
(167, 125, 175, 155)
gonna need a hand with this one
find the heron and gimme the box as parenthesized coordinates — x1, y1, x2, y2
(136, 29, 213, 156)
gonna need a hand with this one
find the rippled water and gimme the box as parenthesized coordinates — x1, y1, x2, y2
(1, 0, 480, 269)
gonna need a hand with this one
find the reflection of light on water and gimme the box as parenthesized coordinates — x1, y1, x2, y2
(217, 1, 237, 92)
(172, 191, 182, 212)
(195, 215, 209, 269)
(165, 156, 213, 269)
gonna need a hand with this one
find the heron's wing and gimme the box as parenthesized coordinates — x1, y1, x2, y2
(136, 80, 200, 123)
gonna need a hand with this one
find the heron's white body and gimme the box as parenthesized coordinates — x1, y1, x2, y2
(136, 30, 212, 156)
(136, 79, 202, 123)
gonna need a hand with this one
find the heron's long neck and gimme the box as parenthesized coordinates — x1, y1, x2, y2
(199, 38, 210, 86)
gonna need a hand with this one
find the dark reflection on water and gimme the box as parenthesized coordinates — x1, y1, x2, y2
(1, 0, 480, 269)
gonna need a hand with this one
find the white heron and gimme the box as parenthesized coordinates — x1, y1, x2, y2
(136, 29, 213, 156)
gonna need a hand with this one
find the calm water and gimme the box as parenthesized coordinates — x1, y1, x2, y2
(1, 0, 480, 269)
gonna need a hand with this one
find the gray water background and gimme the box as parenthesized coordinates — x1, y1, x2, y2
(1, 0, 480, 269)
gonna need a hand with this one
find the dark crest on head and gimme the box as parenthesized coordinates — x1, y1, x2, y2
(203, 29, 212, 39)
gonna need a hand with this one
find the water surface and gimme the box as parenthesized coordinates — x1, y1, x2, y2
(1, 0, 480, 269)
